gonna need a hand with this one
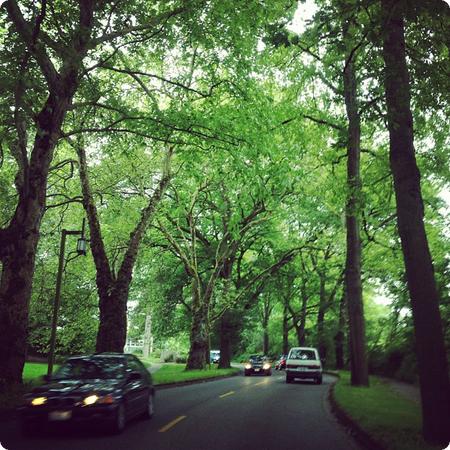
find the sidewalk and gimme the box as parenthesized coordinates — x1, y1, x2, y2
(148, 363, 162, 374)
(381, 377, 421, 404)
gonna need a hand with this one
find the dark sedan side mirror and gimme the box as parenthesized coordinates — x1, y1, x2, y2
(127, 371, 142, 382)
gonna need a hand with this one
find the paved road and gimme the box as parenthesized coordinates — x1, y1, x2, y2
(0, 372, 361, 450)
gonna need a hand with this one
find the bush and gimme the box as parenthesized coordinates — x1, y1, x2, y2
(394, 353, 418, 384)
(368, 344, 418, 384)
(369, 347, 405, 377)
(235, 353, 252, 363)
(160, 350, 178, 362)
(163, 354, 175, 363)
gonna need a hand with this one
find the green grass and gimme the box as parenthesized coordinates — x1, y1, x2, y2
(23, 362, 58, 383)
(333, 371, 440, 450)
(152, 363, 239, 385)
(140, 356, 163, 367)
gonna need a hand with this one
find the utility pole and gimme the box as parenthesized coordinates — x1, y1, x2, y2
(47, 220, 87, 376)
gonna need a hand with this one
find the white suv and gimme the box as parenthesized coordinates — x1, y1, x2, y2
(285, 347, 323, 384)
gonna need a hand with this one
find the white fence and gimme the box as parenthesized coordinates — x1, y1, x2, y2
(124, 339, 144, 353)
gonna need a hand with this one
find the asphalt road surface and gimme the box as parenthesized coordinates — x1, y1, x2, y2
(0, 372, 361, 450)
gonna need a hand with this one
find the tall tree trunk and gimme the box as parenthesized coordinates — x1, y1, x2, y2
(218, 311, 233, 369)
(262, 322, 269, 355)
(186, 278, 209, 369)
(317, 274, 327, 360)
(142, 309, 153, 359)
(342, 19, 369, 386)
(334, 295, 346, 370)
(290, 282, 308, 346)
(217, 260, 234, 369)
(381, 1, 450, 444)
(0, 0, 95, 385)
(282, 302, 290, 354)
(96, 290, 128, 352)
(294, 317, 306, 346)
(261, 296, 272, 355)
(0, 230, 39, 386)
(78, 145, 172, 352)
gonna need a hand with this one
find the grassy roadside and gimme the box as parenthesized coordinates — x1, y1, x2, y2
(333, 371, 440, 450)
(152, 363, 239, 385)
(23, 362, 56, 383)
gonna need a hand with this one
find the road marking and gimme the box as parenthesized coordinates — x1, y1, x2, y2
(254, 381, 268, 386)
(219, 390, 235, 398)
(158, 415, 187, 432)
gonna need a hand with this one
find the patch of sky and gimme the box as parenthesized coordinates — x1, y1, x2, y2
(287, 0, 317, 35)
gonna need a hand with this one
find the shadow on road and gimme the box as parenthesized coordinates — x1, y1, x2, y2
(19, 416, 145, 442)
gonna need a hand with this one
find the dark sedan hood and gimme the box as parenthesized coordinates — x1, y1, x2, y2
(250, 361, 264, 367)
(33, 378, 122, 396)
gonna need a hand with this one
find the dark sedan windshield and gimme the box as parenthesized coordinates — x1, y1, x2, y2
(52, 358, 125, 380)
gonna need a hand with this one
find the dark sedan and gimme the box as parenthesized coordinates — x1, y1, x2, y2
(244, 355, 272, 376)
(18, 353, 155, 435)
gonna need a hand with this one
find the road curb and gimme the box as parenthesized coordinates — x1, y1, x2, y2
(327, 372, 385, 450)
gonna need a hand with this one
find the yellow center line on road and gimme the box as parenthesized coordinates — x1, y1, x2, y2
(254, 381, 268, 386)
(219, 390, 235, 398)
(158, 415, 187, 433)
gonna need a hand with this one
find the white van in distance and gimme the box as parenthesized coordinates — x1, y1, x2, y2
(285, 347, 323, 384)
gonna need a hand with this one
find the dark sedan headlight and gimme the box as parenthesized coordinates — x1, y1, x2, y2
(245, 363, 252, 369)
(30, 396, 47, 406)
(81, 394, 115, 406)
(263, 363, 271, 370)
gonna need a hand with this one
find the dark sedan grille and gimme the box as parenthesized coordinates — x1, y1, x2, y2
(46, 397, 79, 407)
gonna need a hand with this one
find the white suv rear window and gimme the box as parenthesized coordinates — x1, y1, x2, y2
(289, 349, 317, 360)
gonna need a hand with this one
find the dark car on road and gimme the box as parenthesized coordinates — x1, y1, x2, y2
(18, 353, 155, 435)
(275, 354, 287, 370)
(244, 355, 272, 376)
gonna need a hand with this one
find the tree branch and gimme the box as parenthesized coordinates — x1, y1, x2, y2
(92, 6, 187, 46)
(5, 0, 59, 89)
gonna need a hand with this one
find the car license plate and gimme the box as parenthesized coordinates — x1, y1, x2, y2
(255, 368, 260, 372)
(49, 411, 72, 421)
(297, 367, 307, 371)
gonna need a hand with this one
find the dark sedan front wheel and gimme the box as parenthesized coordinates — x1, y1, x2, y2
(142, 393, 154, 419)
(110, 403, 126, 434)
(20, 420, 38, 437)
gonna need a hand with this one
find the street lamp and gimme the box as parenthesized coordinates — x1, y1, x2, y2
(47, 219, 88, 376)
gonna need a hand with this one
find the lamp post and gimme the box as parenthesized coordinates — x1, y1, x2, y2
(47, 219, 87, 376)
